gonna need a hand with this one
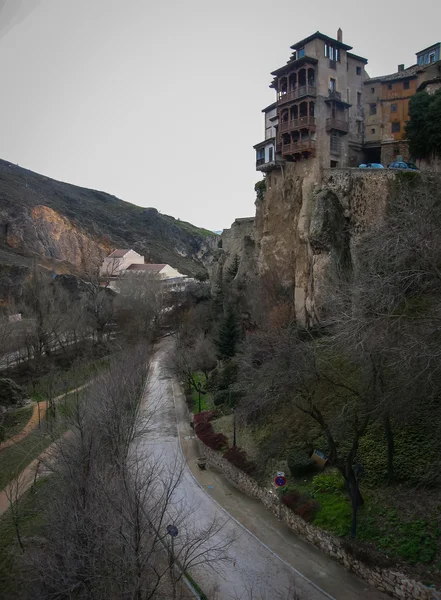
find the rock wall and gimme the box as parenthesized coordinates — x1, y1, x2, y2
(216, 167, 435, 326)
(4, 204, 108, 270)
(202, 444, 441, 600)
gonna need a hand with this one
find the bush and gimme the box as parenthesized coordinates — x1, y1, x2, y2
(223, 447, 256, 474)
(287, 448, 317, 478)
(213, 388, 243, 407)
(194, 421, 212, 436)
(0, 378, 26, 407)
(193, 410, 217, 425)
(199, 432, 228, 451)
(281, 490, 318, 522)
(311, 469, 346, 496)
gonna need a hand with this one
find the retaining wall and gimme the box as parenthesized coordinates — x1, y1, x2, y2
(201, 445, 440, 600)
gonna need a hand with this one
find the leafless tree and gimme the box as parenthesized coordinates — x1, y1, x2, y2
(115, 271, 165, 342)
(239, 327, 379, 537)
(23, 344, 232, 600)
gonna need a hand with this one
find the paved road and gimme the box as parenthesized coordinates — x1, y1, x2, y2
(137, 342, 387, 600)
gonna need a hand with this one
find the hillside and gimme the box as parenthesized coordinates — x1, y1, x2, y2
(0, 159, 214, 298)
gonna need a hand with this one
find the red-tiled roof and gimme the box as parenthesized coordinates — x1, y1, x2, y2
(126, 264, 166, 273)
(108, 249, 130, 258)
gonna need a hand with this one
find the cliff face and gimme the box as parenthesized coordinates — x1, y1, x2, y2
(216, 166, 429, 326)
(0, 160, 214, 286)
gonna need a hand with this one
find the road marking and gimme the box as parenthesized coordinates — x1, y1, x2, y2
(170, 380, 337, 600)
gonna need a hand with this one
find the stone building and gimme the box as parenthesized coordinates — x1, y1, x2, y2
(254, 29, 368, 173)
(364, 44, 441, 166)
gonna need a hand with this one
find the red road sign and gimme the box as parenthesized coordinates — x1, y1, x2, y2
(274, 475, 287, 487)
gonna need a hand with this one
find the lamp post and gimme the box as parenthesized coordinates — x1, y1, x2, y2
(167, 524, 179, 600)
(197, 381, 202, 413)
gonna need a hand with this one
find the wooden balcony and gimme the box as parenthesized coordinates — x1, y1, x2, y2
(280, 116, 316, 133)
(281, 140, 316, 156)
(277, 85, 317, 105)
(326, 118, 349, 133)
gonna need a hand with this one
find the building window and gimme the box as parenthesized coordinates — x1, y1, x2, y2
(369, 103, 377, 115)
(268, 147, 274, 162)
(404, 81, 410, 90)
(357, 92, 362, 106)
(371, 128, 375, 134)
(356, 66, 362, 75)
(329, 78, 336, 93)
(298, 47, 305, 58)
(388, 84, 392, 90)
(371, 87, 375, 94)
(429, 52, 436, 63)
(392, 122, 401, 133)
(325, 44, 340, 62)
(391, 103, 397, 112)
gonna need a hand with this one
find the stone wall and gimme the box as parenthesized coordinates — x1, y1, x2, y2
(201, 444, 441, 600)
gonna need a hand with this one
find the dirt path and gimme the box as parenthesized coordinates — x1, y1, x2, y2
(0, 382, 93, 452)
(0, 431, 72, 516)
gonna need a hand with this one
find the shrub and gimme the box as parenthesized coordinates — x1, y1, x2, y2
(223, 447, 256, 474)
(194, 421, 212, 436)
(213, 388, 243, 407)
(200, 432, 228, 451)
(295, 501, 319, 522)
(287, 448, 317, 478)
(0, 378, 26, 407)
(311, 469, 346, 496)
(281, 491, 318, 522)
(193, 410, 217, 425)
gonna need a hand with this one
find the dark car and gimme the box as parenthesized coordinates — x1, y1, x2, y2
(388, 161, 419, 170)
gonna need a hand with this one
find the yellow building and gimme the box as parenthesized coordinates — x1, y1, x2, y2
(364, 47, 441, 165)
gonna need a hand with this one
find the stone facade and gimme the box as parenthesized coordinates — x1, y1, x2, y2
(201, 444, 441, 600)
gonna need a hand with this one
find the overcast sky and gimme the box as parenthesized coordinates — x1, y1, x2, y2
(0, 0, 439, 230)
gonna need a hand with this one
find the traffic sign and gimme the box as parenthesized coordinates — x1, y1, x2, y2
(274, 475, 287, 487)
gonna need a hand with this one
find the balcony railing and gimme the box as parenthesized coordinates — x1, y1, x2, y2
(277, 85, 317, 104)
(281, 140, 316, 156)
(256, 158, 266, 167)
(326, 118, 349, 133)
(327, 90, 342, 101)
(280, 116, 316, 133)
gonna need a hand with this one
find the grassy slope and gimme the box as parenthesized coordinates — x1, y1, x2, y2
(0, 159, 214, 276)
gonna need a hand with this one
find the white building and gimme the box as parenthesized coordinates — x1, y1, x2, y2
(100, 249, 186, 282)
(253, 102, 279, 172)
(100, 249, 144, 276)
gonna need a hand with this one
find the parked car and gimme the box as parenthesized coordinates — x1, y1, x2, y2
(359, 163, 384, 169)
(388, 161, 419, 170)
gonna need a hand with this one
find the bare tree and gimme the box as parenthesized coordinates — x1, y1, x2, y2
(25, 344, 232, 600)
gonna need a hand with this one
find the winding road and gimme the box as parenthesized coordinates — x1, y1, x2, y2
(138, 341, 387, 600)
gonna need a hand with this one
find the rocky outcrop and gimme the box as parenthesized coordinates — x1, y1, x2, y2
(0, 159, 214, 285)
(215, 167, 433, 325)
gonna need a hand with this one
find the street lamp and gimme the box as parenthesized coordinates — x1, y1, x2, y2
(167, 524, 179, 600)
(197, 381, 202, 413)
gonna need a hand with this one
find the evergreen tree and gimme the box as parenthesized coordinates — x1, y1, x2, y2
(405, 89, 441, 159)
(216, 305, 240, 359)
(226, 255, 240, 281)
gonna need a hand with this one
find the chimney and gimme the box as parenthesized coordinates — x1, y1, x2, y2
(398, 64, 405, 72)
(337, 28, 343, 42)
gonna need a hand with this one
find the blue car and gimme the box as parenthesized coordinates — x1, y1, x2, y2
(359, 163, 384, 169)
(388, 161, 419, 170)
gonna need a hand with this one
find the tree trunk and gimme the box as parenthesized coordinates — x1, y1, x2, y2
(384, 411, 394, 483)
